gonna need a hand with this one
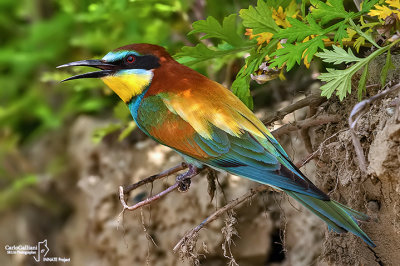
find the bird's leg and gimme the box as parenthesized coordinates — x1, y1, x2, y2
(176, 164, 200, 192)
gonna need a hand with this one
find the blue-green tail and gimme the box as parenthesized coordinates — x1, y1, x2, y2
(285, 190, 376, 247)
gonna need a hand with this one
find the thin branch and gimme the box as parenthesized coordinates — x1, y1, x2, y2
(263, 93, 326, 126)
(349, 82, 400, 173)
(120, 165, 203, 211)
(301, 95, 321, 153)
(271, 115, 340, 137)
(123, 162, 188, 194)
(353, 0, 361, 11)
(299, 129, 348, 167)
(120, 182, 181, 211)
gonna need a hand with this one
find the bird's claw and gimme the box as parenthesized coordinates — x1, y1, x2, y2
(177, 177, 191, 192)
(176, 172, 191, 192)
(176, 164, 198, 192)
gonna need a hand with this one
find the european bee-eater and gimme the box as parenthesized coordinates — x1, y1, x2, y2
(58, 43, 375, 247)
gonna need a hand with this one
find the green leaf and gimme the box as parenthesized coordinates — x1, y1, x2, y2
(175, 43, 252, 66)
(267, 0, 293, 9)
(349, 18, 380, 49)
(175, 44, 214, 65)
(178, 12, 254, 67)
(231, 75, 253, 109)
(275, 15, 324, 43)
(319, 55, 374, 100)
(230, 51, 261, 109)
(310, 0, 352, 25)
(380, 50, 395, 86)
(359, 0, 379, 14)
(319, 67, 353, 100)
(316, 45, 361, 64)
(270, 36, 325, 70)
(318, 42, 395, 101)
(301, 0, 308, 18)
(334, 21, 348, 45)
(189, 14, 245, 47)
(239, 0, 279, 34)
(358, 63, 369, 100)
(319, 56, 372, 100)
(354, 36, 366, 53)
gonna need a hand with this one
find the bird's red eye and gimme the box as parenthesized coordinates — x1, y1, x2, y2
(126, 55, 135, 63)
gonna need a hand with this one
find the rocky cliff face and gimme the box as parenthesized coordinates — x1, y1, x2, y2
(314, 95, 400, 266)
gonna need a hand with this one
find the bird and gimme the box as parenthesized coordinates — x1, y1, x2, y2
(58, 43, 375, 247)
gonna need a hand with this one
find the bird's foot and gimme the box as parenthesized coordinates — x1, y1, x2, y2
(176, 164, 199, 192)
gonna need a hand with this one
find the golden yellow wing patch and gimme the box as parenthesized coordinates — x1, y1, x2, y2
(161, 79, 273, 140)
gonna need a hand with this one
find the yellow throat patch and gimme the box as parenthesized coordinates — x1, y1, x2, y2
(101, 69, 153, 102)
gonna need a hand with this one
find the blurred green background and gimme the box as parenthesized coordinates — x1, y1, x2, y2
(0, 0, 255, 211)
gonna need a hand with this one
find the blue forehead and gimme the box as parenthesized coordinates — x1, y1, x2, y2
(102, 50, 140, 62)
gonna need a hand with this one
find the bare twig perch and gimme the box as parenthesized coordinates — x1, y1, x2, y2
(123, 162, 188, 194)
(119, 164, 203, 211)
(272, 115, 340, 138)
(263, 93, 326, 126)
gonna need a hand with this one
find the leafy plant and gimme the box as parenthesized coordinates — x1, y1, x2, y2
(177, 0, 399, 104)
(175, 14, 253, 66)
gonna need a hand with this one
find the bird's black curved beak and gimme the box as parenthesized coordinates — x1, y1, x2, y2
(57, 59, 116, 82)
